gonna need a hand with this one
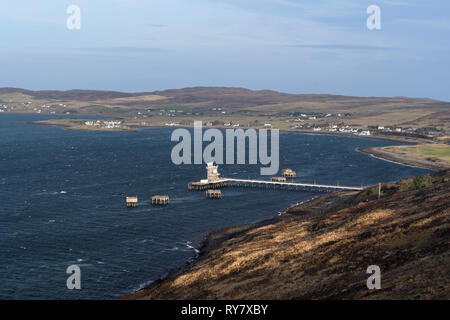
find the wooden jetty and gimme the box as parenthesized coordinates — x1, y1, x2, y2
(188, 163, 364, 193)
(188, 162, 226, 190)
(188, 181, 226, 190)
(206, 189, 222, 199)
(126, 196, 138, 208)
(151, 195, 170, 205)
(224, 178, 363, 191)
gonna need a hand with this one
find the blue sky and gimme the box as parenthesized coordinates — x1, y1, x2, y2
(0, 0, 449, 100)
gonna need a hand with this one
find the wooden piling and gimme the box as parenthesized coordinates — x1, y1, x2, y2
(151, 195, 170, 205)
(271, 176, 286, 182)
(188, 181, 226, 191)
(206, 189, 222, 199)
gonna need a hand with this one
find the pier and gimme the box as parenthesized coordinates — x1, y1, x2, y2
(188, 181, 226, 191)
(222, 178, 363, 191)
(188, 163, 364, 193)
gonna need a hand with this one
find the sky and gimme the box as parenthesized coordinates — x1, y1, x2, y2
(0, 0, 449, 101)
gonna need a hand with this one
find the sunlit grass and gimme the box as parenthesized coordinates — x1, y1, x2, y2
(384, 144, 450, 166)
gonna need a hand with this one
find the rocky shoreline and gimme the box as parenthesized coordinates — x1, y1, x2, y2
(122, 192, 357, 300)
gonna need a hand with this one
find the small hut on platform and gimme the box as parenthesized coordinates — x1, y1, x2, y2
(206, 189, 222, 199)
(126, 196, 138, 208)
(282, 168, 296, 178)
(151, 195, 170, 205)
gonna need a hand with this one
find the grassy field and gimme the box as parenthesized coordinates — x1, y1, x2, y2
(382, 144, 450, 166)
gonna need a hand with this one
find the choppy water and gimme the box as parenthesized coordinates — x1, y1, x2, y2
(0, 114, 431, 299)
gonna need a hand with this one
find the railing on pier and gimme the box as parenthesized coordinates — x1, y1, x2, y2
(222, 178, 363, 191)
(188, 178, 363, 193)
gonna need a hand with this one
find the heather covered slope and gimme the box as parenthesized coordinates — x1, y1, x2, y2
(125, 170, 450, 300)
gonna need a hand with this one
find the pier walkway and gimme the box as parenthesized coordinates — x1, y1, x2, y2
(221, 178, 363, 191)
(188, 163, 365, 193)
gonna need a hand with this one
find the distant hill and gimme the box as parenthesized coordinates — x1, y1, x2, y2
(0, 86, 441, 106)
(0, 87, 147, 101)
(150, 87, 352, 107)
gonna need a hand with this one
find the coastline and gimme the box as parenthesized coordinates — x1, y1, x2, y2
(120, 138, 446, 298)
(24, 113, 434, 145)
(26, 115, 442, 171)
(122, 190, 359, 299)
(123, 170, 449, 300)
(4, 113, 446, 299)
(13, 113, 447, 298)
(27, 120, 138, 132)
(18, 112, 431, 145)
(357, 147, 447, 170)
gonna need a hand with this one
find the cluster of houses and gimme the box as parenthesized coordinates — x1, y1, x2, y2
(327, 125, 371, 135)
(289, 123, 443, 137)
(0, 103, 17, 112)
(84, 120, 123, 129)
(371, 125, 405, 133)
(157, 107, 228, 118)
(224, 123, 241, 127)
(158, 109, 185, 117)
(33, 105, 55, 113)
(292, 123, 371, 136)
(291, 113, 347, 122)
(0, 101, 69, 114)
(212, 107, 227, 114)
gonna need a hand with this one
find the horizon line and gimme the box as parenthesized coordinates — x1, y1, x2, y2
(0, 86, 447, 102)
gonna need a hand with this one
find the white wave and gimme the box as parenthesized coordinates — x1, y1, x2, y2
(185, 241, 200, 254)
